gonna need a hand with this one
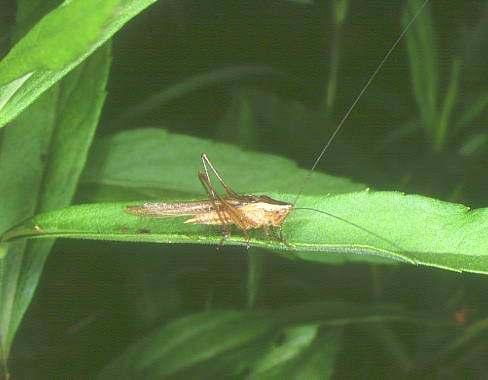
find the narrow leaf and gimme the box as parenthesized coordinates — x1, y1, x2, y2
(98, 311, 277, 379)
(435, 59, 461, 151)
(112, 65, 278, 127)
(403, 0, 438, 132)
(2, 189, 488, 273)
(456, 93, 488, 130)
(0, 44, 111, 366)
(99, 303, 440, 378)
(459, 133, 488, 157)
(248, 325, 341, 379)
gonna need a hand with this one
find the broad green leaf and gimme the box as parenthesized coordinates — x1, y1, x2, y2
(0, 42, 111, 368)
(80, 128, 365, 198)
(0, 0, 158, 129)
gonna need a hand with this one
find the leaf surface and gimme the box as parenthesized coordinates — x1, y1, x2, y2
(3, 130, 488, 274)
(80, 128, 365, 198)
(0, 44, 111, 364)
(0, 0, 157, 129)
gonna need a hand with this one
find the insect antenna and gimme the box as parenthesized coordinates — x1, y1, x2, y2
(292, 0, 430, 208)
(287, 1, 430, 251)
(293, 206, 403, 252)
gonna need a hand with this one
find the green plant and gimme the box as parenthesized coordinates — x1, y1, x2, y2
(0, 1, 487, 378)
(403, 0, 488, 152)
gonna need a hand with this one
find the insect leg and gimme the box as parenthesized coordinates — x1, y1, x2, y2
(201, 153, 241, 198)
(199, 170, 255, 246)
(198, 171, 232, 244)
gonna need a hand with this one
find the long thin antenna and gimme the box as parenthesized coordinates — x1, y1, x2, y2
(294, 207, 404, 252)
(293, 0, 430, 207)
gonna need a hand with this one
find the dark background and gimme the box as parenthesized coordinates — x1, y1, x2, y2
(3, 0, 487, 377)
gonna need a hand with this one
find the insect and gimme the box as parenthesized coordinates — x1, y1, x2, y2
(126, 0, 430, 248)
(127, 153, 293, 245)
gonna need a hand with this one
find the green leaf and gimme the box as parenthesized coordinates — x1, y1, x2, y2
(459, 133, 488, 157)
(333, 0, 349, 26)
(403, 0, 438, 132)
(0, 42, 111, 367)
(0, 72, 33, 112)
(0, 245, 6, 260)
(246, 250, 266, 309)
(98, 311, 277, 379)
(248, 325, 341, 379)
(98, 303, 441, 378)
(0, 0, 157, 129)
(456, 93, 488, 130)
(1, 128, 488, 273)
(99, 302, 442, 379)
(215, 89, 258, 147)
(437, 317, 488, 361)
(80, 128, 365, 198)
(112, 65, 278, 127)
(435, 59, 461, 151)
(323, 0, 349, 115)
(249, 324, 321, 377)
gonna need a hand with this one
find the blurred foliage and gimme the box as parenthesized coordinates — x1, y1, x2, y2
(0, 0, 487, 378)
(403, 0, 488, 152)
